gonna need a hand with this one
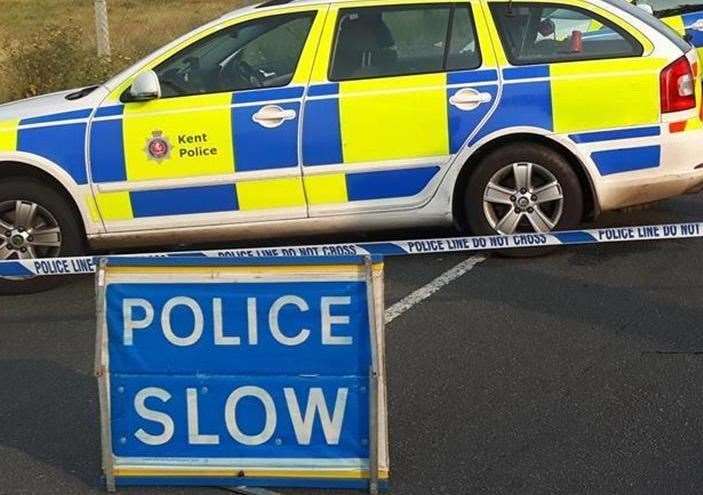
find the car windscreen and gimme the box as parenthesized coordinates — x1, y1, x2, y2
(603, 0, 692, 51)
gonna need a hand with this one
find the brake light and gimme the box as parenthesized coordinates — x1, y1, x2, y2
(661, 56, 696, 113)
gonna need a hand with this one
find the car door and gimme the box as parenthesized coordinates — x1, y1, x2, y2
(88, 6, 326, 232)
(300, 0, 501, 216)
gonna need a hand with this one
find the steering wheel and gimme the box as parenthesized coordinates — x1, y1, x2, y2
(221, 55, 265, 90)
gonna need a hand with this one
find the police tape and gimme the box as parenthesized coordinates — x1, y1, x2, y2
(1, 221, 701, 278)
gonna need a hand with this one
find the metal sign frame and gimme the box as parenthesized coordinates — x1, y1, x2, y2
(95, 255, 388, 492)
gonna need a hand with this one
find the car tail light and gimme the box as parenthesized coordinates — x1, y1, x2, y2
(661, 56, 696, 113)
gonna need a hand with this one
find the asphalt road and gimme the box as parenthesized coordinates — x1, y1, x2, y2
(1, 193, 703, 495)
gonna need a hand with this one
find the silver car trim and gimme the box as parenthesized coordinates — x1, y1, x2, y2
(87, 210, 452, 250)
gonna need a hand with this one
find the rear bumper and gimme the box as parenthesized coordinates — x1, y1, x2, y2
(598, 168, 703, 211)
(595, 127, 703, 211)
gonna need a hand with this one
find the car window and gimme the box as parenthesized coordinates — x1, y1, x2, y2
(153, 12, 315, 98)
(602, 0, 691, 52)
(490, 2, 643, 65)
(329, 4, 481, 81)
(447, 6, 482, 71)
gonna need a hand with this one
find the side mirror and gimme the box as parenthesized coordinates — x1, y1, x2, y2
(636, 3, 654, 15)
(128, 70, 161, 102)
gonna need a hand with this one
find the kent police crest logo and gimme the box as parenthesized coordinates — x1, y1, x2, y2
(145, 130, 171, 163)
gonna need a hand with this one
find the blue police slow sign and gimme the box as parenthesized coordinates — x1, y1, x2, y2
(95, 256, 389, 492)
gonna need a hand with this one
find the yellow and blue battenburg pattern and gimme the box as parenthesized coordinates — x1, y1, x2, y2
(89, 86, 307, 221)
(469, 59, 665, 176)
(299, 0, 502, 206)
(302, 69, 499, 204)
(0, 110, 92, 184)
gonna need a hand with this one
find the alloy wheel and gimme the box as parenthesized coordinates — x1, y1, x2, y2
(0, 200, 62, 261)
(482, 162, 564, 235)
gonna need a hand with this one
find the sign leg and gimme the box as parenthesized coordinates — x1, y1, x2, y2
(365, 256, 381, 494)
(369, 367, 380, 495)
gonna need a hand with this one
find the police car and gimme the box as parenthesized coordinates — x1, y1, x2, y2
(0, 0, 702, 293)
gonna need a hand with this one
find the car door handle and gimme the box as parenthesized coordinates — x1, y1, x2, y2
(252, 105, 297, 128)
(449, 88, 492, 111)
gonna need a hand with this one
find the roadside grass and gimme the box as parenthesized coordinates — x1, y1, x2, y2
(0, 0, 247, 103)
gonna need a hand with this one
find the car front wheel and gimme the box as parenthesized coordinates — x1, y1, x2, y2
(0, 178, 84, 295)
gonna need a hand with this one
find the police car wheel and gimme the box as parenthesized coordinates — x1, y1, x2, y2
(0, 179, 84, 295)
(464, 143, 583, 256)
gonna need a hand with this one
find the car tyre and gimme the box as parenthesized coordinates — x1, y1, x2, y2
(0, 178, 84, 295)
(463, 143, 584, 257)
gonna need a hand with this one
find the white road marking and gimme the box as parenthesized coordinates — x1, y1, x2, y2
(384, 255, 488, 324)
(231, 487, 283, 495)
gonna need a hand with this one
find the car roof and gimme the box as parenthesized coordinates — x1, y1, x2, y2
(221, 0, 626, 19)
(220, 0, 333, 19)
(219, 0, 428, 19)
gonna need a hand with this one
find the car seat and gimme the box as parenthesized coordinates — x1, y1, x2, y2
(333, 12, 398, 79)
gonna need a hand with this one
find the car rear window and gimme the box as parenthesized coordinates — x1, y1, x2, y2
(490, 2, 643, 65)
(603, 0, 692, 52)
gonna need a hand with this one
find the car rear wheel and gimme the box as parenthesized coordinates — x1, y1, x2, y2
(463, 143, 584, 255)
(0, 178, 84, 295)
